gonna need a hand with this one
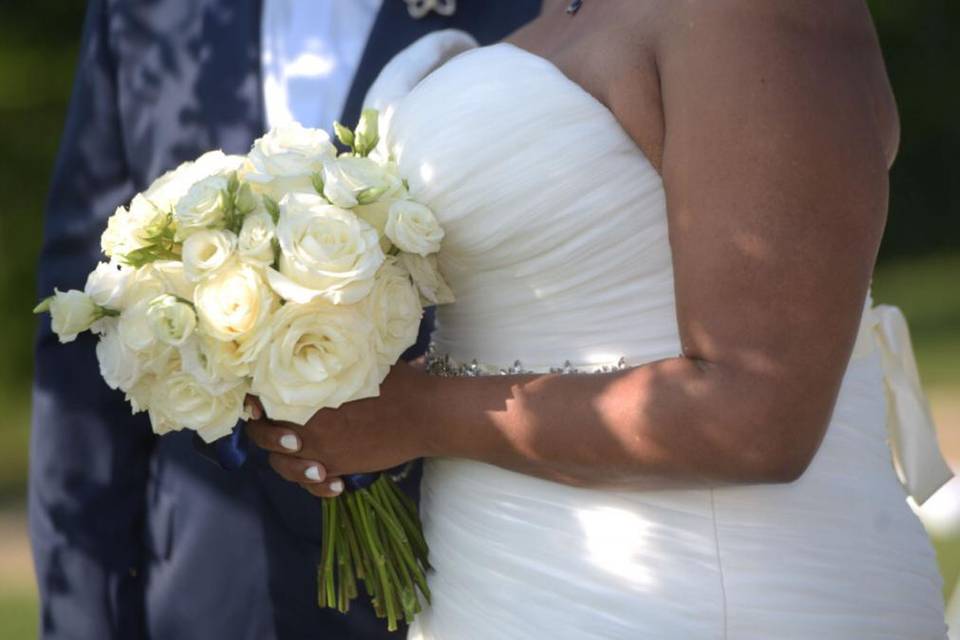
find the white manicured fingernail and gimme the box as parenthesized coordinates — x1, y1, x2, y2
(329, 480, 344, 494)
(280, 434, 299, 451)
(305, 465, 324, 481)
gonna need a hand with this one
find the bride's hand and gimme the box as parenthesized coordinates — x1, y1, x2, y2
(245, 361, 433, 498)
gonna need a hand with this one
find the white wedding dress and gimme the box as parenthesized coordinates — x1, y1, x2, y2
(364, 31, 950, 639)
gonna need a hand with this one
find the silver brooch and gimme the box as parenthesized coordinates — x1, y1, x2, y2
(405, 0, 457, 19)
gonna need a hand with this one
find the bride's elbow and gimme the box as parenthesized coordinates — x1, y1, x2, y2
(732, 411, 830, 485)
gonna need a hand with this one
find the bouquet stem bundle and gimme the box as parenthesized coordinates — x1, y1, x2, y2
(319, 475, 431, 631)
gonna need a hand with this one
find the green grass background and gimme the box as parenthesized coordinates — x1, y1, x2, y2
(0, 1, 958, 638)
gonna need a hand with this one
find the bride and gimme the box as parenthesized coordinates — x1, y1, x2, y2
(248, 1, 950, 637)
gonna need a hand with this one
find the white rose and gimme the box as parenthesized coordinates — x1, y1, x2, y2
(100, 195, 169, 259)
(119, 263, 196, 350)
(85, 261, 131, 308)
(399, 253, 455, 305)
(191, 150, 246, 179)
(194, 261, 277, 358)
(243, 123, 336, 201)
(49, 289, 100, 343)
(146, 151, 244, 210)
(117, 262, 194, 313)
(251, 299, 380, 424)
(180, 336, 247, 393)
(94, 318, 142, 391)
(146, 294, 197, 346)
(100, 207, 140, 258)
(385, 200, 443, 257)
(181, 229, 236, 281)
(148, 356, 247, 443)
(365, 257, 423, 377)
(322, 156, 401, 209)
(118, 297, 157, 352)
(100, 152, 244, 258)
(353, 200, 394, 253)
(237, 210, 276, 266)
(126, 373, 156, 414)
(173, 174, 229, 238)
(148, 260, 195, 301)
(267, 193, 384, 304)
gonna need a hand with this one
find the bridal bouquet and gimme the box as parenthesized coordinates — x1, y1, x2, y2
(34, 110, 452, 630)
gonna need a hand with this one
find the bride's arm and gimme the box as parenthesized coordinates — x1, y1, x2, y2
(248, 1, 893, 494)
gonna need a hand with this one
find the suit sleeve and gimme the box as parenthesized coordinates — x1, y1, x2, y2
(29, 1, 154, 637)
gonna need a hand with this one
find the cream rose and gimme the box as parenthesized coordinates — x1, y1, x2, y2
(322, 156, 401, 209)
(100, 194, 169, 258)
(267, 193, 384, 304)
(147, 356, 247, 442)
(193, 261, 277, 361)
(94, 318, 142, 391)
(365, 258, 423, 377)
(85, 261, 131, 309)
(399, 253, 455, 305)
(146, 294, 197, 346)
(48, 289, 100, 343)
(101, 152, 243, 258)
(181, 229, 236, 281)
(243, 122, 336, 201)
(147, 151, 244, 211)
(179, 336, 248, 393)
(237, 210, 277, 267)
(173, 174, 229, 238)
(385, 200, 443, 257)
(251, 299, 379, 424)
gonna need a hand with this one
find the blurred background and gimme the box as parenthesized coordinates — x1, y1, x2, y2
(0, 1, 958, 637)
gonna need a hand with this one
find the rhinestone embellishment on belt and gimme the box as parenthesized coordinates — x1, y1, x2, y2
(425, 343, 629, 377)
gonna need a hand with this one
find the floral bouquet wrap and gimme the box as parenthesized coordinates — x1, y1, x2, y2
(34, 110, 453, 630)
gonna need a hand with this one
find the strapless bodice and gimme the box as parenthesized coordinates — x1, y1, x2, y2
(381, 39, 677, 371)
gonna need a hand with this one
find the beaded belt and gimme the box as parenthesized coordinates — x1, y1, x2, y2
(425, 343, 629, 377)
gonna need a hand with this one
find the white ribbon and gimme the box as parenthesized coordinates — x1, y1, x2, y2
(855, 304, 953, 505)
(405, 0, 457, 19)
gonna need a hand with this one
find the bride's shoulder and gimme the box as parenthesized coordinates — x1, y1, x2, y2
(651, 0, 899, 164)
(364, 30, 479, 116)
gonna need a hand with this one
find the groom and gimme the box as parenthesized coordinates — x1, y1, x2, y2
(30, 1, 540, 638)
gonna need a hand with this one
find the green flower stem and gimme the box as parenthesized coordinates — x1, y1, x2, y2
(316, 477, 431, 631)
(373, 479, 431, 603)
(380, 478, 430, 568)
(379, 512, 420, 622)
(334, 506, 355, 613)
(337, 498, 361, 599)
(320, 498, 338, 609)
(355, 490, 399, 630)
(344, 493, 383, 617)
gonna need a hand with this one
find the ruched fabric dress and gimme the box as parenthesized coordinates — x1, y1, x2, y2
(363, 30, 948, 639)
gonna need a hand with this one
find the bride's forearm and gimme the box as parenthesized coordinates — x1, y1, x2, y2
(420, 356, 830, 489)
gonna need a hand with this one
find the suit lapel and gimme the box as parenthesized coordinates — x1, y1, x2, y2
(339, 1, 437, 128)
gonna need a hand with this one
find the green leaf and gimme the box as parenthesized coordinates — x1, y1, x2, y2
(235, 182, 258, 216)
(356, 185, 388, 205)
(33, 296, 53, 314)
(311, 172, 325, 195)
(264, 195, 281, 223)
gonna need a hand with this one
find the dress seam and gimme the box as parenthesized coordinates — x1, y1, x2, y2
(709, 488, 729, 640)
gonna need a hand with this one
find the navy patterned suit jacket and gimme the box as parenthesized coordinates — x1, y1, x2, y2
(29, 1, 540, 638)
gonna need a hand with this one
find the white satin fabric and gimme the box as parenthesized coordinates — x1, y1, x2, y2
(366, 31, 949, 639)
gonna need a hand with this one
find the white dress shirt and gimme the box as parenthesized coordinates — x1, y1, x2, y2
(261, 0, 383, 130)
